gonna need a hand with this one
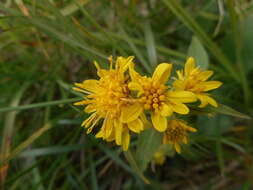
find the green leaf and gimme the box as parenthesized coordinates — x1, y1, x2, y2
(210, 104, 251, 120)
(135, 128, 162, 171)
(242, 13, 253, 73)
(188, 36, 209, 69)
(156, 144, 175, 158)
(144, 22, 157, 68)
(191, 104, 251, 120)
(124, 150, 150, 184)
(197, 115, 233, 136)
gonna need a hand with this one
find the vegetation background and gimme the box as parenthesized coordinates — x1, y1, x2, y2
(0, 0, 253, 189)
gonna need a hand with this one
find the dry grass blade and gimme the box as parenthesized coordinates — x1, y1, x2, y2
(0, 123, 52, 169)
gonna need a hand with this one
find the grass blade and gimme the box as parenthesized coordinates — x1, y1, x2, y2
(162, 0, 239, 82)
(60, 0, 90, 16)
(0, 122, 52, 167)
(0, 82, 30, 186)
(144, 21, 157, 68)
(0, 97, 81, 113)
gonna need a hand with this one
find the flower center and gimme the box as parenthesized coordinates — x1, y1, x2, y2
(138, 79, 166, 112)
(166, 124, 185, 142)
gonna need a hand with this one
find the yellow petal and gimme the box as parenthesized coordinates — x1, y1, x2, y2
(186, 126, 197, 132)
(167, 91, 197, 103)
(197, 94, 208, 108)
(197, 94, 218, 108)
(75, 79, 99, 93)
(84, 105, 96, 113)
(127, 119, 144, 133)
(87, 121, 97, 134)
(198, 70, 213, 81)
(93, 61, 100, 70)
(122, 129, 130, 151)
(160, 104, 173, 117)
(120, 103, 143, 123)
(202, 81, 222, 91)
(81, 113, 96, 128)
(95, 130, 103, 138)
(114, 119, 123, 145)
(93, 61, 108, 78)
(86, 115, 100, 134)
(207, 97, 218, 107)
(128, 82, 143, 91)
(106, 128, 115, 142)
(117, 56, 134, 73)
(129, 64, 142, 82)
(102, 118, 114, 139)
(170, 102, 189, 114)
(176, 70, 184, 80)
(174, 143, 181, 153)
(140, 113, 149, 128)
(172, 80, 185, 90)
(152, 63, 172, 84)
(74, 100, 88, 106)
(151, 113, 167, 132)
(184, 57, 195, 77)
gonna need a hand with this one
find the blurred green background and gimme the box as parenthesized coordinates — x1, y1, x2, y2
(0, 0, 253, 189)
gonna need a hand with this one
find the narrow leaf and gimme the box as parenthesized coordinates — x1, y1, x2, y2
(188, 36, 209, 69)
(144, 22, 157, 67)
(210, 104, 251, 120)
(124, 150, 150, 184)
(135, 128, 163, 171)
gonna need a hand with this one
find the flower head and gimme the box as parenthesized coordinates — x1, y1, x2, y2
(128, 63, 196, 132)
(73, 56, 144, 151)
(163, 119, 197, 153)
(173, 57, 222, 108)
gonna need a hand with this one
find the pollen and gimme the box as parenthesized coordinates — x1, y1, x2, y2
(139, 79, 167, 113)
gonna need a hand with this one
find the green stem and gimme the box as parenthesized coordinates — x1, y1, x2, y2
(0, 97, 82, 113)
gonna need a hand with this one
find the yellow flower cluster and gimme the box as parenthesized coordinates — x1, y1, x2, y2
(73, 56, 222, 153)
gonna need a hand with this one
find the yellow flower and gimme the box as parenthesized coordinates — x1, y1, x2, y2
(163, 119, 197, 153)
(128, 63, 196, 132)
(173, 57, 222, 108)
(73, 56, 144, 151)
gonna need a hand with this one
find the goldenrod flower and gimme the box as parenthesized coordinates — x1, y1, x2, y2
(128, 63, 196, 132)
(173, 57, 222, 108)
(163, 119, 197, 153)
(73, 56, 144, 151)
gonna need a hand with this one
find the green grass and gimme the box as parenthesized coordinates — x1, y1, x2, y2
(1, 0, 253, 189)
